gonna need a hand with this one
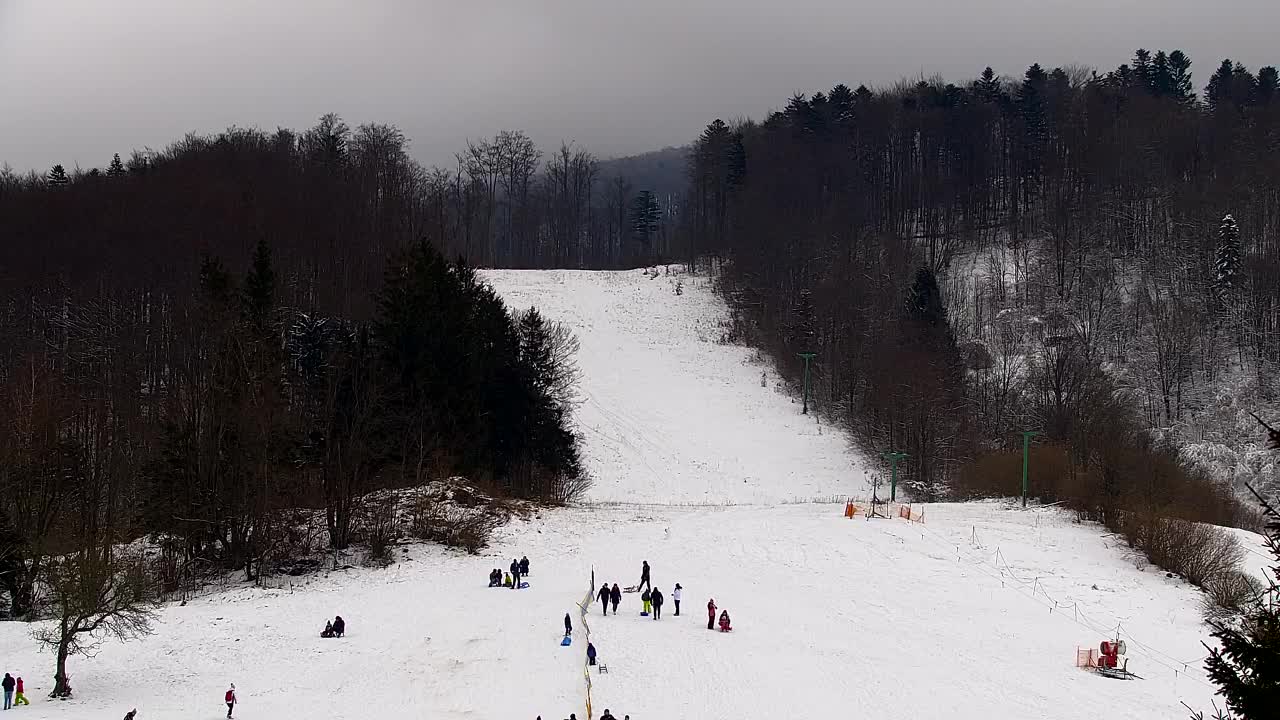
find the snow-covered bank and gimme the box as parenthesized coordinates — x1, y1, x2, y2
(484, 268, 869, 505)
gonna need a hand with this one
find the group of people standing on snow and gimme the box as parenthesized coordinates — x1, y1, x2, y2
(1, 673, 29, 709)
(490, 556, 531, 589)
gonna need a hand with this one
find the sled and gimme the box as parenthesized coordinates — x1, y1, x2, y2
(623, 585, 641, 593)
(560, 635, 572, 646)
(518, 582, 529, 589)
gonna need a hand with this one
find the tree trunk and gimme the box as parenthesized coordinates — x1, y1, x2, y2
(52, 637, 71, 697)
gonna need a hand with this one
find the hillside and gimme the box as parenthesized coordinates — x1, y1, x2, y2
(0, 268, 1258, 720)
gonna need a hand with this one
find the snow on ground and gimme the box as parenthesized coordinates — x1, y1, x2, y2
(485, 268, 866, 505)
(0, 268, 1244, 720)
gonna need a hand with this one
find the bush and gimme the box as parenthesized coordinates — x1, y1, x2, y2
(1123, 515, 1243, 588)
(408, 494, 498, 554)
(1201, 570, 1262, 621)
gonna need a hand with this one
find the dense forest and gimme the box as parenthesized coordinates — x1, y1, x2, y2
(676, 50, 1280, 526)
(0, 121, 591, 678)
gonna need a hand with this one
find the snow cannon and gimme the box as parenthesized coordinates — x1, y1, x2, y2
(1094, 640, 1136, 679)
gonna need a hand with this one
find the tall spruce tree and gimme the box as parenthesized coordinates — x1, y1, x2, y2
(1215, 214, 1242, 306)
(106, 153, 126, 178)
(630, 190, 661, 248)
(1200, 488, 1280, 719)
(46, 164, 69, 188)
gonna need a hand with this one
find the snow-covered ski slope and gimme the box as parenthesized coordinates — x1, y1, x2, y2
(486, 269, 866, 504)
(0, 268, 1252, 720)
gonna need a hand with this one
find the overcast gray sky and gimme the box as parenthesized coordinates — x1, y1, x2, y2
(3, 0, 1278, 173)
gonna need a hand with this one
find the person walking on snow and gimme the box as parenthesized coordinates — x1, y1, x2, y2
(586, 642, 597, 666)
(651, 588, 664, 620)
(673, 583, 682, 616)
(707, 598, 717, 629)
(638, 561, 650, 591)
(2, 674, 14, 710)
(597, 583, 610, 615)
(225, 684, 237, 718)
(610, 583, 621, 615)
(13, 677, 27, 706)
(640, 588, 652, 616)
(564, 612, 573, 636)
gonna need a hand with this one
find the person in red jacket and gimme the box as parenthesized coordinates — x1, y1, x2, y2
(13, 676, 28, 706)
(707, 598, 717, 630)
(224, 684, 236, 718)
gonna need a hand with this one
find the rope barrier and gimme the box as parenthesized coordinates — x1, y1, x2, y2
(904, 512, 1218, 690)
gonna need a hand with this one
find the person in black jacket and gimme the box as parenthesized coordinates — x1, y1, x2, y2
(596, 583, 610, 615)
(638, 561, 650, 591)
(2, 674, 13, 710)
(609, 583, 621, 615)
(332, 615, 345, 637)
(564, 612, 572, 636)
(510, 559, 521, 590)
(650, 588, 664, 620)
(519, 555, 530, 576)
(586, 642, 597, 666)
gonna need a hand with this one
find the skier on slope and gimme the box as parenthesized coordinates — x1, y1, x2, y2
(640, 588, 652, 616)
(638, 561, 651, 591)
(597, 583, 610, 615)
(672, 583, 682, 616)
(707, 598, 717, 629)
(650, 588, 664, 620)
(610, 583, 621, 615)
(564, 612, 573, 636)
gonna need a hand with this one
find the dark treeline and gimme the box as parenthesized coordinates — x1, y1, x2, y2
(680, 50, 1280, 526)
(0, 118, 590, 638)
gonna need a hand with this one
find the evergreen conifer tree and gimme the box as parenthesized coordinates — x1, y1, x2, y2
(1215, 214, 1242, 306)
(630, 191, 661, 247)
(1199, 488, 1280, 720)
(107, 153, 126, 178)
(47, 164, 69, 188)
(907, 267, 947, 329)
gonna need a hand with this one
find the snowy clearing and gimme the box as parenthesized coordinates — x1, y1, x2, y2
(0, 268, 1248, 720)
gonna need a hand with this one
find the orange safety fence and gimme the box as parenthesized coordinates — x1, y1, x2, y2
(1076, 648, 1099, 668)
(897, 503, 926, 523)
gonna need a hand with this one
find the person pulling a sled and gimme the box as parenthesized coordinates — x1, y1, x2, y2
(638, 561, 651, 591)
(718, 609, 732, 632)
(610, 583, 621, 615)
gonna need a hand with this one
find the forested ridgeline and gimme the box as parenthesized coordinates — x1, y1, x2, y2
(678, 51, 1280, 528)
(0, 124, 593, 627)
